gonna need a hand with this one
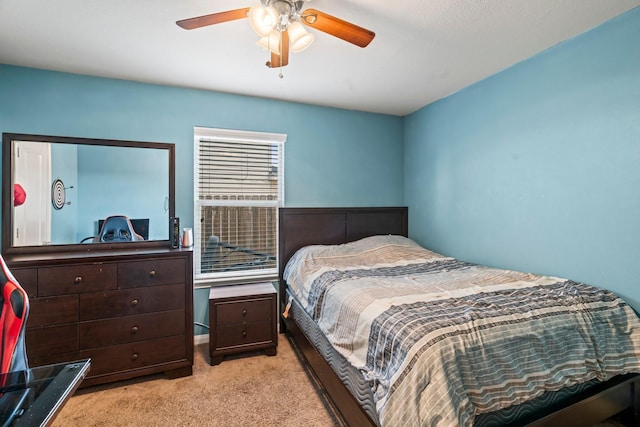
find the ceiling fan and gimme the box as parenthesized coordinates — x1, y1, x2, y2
(176, 0, 375, 71)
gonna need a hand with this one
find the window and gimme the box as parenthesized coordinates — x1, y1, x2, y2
(193, 127, 285, 285)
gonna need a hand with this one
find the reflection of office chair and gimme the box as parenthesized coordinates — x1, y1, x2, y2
(98, 218, 149, 240)
(94, 215, 144, 243)
(0, 255, 30, 423)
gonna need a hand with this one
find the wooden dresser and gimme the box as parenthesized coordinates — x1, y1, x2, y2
(5, 248, 193, 387)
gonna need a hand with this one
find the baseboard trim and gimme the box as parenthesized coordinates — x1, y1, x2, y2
(194, 334, 209, 346)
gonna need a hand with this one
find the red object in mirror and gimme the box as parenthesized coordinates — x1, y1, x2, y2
(13, 184, 26, 207)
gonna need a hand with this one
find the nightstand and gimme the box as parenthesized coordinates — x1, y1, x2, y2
(208, 282, 278, 365)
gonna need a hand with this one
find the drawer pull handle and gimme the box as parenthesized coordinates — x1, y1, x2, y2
(131, 326, 139, 334)
(131, 299, 139, 306)
(242, 309, 247, 316)
(131, 353, 139, 360)
(149, 270, 157, 278)
(74, 276, 83, 284)
(242, 330, 247, 338)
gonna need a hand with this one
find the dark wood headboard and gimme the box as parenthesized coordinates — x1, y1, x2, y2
(278, 207, 408, 293)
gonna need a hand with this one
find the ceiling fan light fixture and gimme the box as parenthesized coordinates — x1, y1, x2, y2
(176, 2, 376, 71)
(257, 30, 282, 55)
(249, 4, 279, 37)
(288, 21, 314, 52)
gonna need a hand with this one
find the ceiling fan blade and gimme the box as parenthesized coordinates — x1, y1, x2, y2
(268, 30, 289, 68)
(176, 8, 250, 30)
(301, 8, 375, 47)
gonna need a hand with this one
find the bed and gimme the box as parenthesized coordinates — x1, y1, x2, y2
(278, 207, 640, 426)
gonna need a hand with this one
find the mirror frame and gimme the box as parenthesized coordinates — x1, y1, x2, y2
(2, 133, 176, 255)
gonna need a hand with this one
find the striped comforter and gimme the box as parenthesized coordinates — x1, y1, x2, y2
(283, 235, 640, 426)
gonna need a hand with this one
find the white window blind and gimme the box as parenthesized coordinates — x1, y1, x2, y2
(193, 127, 285, 284)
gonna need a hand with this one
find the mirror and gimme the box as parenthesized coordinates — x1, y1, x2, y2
(2, 133, 175, 254)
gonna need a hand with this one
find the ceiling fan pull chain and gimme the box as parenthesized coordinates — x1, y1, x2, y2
(278, 29, 285, 78)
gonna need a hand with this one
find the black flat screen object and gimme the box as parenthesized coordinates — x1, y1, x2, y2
(98, 218, 149, 240)
(0, 370, 29, 427)
(170, 217, 180, 248)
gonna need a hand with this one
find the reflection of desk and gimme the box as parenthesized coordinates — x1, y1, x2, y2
(0, 359, 90, 426)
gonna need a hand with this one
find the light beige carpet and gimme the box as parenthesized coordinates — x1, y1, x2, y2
(51, 337, 632, 427)
(52, 338, 339, 427)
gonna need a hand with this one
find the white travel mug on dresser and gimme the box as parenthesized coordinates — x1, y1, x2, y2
(182, 227, 193, 248)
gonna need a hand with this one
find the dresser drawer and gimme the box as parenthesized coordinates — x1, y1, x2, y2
(215, 321, 273, 349)
(215, 297, 273, 326)
(28, 295, 78, 327)
(117, 258, 186, 288)
(26, 324, 78, 357)
(38, 263, 117, 296)
(28, 352, 79, 367)
(79, 309, 185, 349)
(11, 268, 37, 298)
(79, 335, 187, 376)
(79, 283, 185, 320)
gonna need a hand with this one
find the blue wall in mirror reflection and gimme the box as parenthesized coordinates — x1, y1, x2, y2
(51, 144, 169, 243)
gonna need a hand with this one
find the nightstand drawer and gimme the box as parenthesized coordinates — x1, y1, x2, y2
(215, 321, 273, 349)
(216, 297, 272, 326)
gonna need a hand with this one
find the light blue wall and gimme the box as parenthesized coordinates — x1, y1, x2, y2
(0, 66, 403, 216)
(50, 144, 168, 243)
(51, 143, 78, 243)
(0, 64, 404, 334)
(76, 145, 168, 241)
(404, 7, 640, 310)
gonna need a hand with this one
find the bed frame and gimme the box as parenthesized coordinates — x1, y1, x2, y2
(278, 207, 640, 427)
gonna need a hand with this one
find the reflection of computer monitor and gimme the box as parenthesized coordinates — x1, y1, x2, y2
(98, 218, 149, 240)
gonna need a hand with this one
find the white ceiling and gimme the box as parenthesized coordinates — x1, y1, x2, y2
(1, 0, 638, 116)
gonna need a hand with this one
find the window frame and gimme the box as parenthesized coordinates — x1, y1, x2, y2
(193, 127, 286, 286)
